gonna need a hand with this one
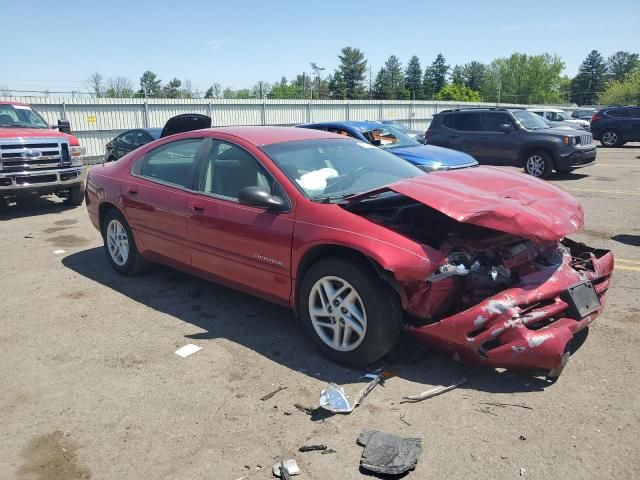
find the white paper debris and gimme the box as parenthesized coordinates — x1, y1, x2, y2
(175, 344, 202, 358)
(53, 249, 66, 254)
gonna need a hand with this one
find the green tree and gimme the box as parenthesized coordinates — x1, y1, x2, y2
(404, 55, 423, 99)
(334, 47, 367, 99)
(104, 76, 134, 98)
(570, 50, 607, 105)
(268, 78, 301, 99)
(431, 54, 449, 93)
(204, 83, 222, 99)
(372, 68, 388, 99)
(450, 65, 464, 86)
(138, 70, 162, 97)
(382, 55, 405, 99)
(463, 61, 486, 91)
(422, 66, 436, 100)
(607, 51, 640, 82)
(599, 67, 640, 105)
(162, 78, 182, 98)
(328, 71, 346, 99)
(434, 84, 481, 102)
(482, 53, 565, 104)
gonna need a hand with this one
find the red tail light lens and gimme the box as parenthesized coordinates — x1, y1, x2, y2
(591, 114, 602, 122)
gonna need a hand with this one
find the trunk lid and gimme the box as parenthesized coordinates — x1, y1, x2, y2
(160, 114, 211, 138)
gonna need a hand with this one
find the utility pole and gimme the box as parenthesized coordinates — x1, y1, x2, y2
(369, 65, 372, 99)
(497, 77, 501, 105)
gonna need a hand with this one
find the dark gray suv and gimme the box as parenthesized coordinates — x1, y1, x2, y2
(425, 108, 597, 178)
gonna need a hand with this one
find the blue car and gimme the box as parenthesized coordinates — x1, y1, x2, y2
(297, 121, 478, 171)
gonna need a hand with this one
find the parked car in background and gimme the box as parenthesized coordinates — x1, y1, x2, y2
(105, 128, 162, 162)
(425, 108, 596, 178)
(571, 108, 596, 121)
(0, 101, 85, 205)
(86, 125, 613, 378)
(104, 114, 212, 161)
(378, 120, 426, 143)
(591, 106, 640, 147)
(298, 121, 477, 172)
(529, 108, 590, 131)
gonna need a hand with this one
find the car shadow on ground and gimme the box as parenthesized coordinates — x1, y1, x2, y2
(63, 247, 575, 395)
(551, 172, 590, 181)
(0, 196, 76, 221)
(612, 234, 640, 246)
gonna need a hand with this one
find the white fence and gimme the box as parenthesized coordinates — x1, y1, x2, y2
(1, 96, 571, 161)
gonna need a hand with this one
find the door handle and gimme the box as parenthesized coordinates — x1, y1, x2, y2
(189, 202, 205, 213)
(127, 187, 138, 195)
(448, 134, 459, 138)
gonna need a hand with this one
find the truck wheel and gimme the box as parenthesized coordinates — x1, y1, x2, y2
(299, 256, 402, 367)
(64, 183, 85, 206)
(524, 151, 553, 179)
(102, 209, 148, 275)
(600, 129, 622, 147)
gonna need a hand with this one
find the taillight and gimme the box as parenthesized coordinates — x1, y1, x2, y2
(423, 131, 430, 144)
(591, 114, 603, 122)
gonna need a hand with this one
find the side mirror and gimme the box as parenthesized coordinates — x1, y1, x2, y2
(58, 119, 71, 134)
(499, 123, 514, 133)
(238, 186, 288, 211)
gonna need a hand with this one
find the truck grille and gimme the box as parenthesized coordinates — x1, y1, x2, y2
(0, 140, 69, 172)
(579, 133, 593, 145)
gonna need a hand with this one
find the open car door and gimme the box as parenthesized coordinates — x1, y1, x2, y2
(160, 114, 211, 138)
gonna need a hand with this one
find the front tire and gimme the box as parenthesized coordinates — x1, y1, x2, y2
(64, 183, 85, 206)
(600, 129, 622, 147)
(102, 209, 148, 275)
(299, 256, 402, 367)
(524, 151, 553, 179)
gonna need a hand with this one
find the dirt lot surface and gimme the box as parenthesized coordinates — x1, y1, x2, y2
(1, 145, 639, 480)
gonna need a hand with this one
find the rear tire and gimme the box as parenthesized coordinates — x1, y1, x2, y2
(64, 183, 85, 206)
(600, 129, 622, 147)
(524, 151, 553, 179)
(102, 209, 148, 275)
(299, 256, 402, 367)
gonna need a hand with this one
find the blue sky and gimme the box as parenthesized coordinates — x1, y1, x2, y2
(4, 0, 639, 94)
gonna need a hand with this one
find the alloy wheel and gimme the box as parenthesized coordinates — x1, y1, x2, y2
(308, 276, 367, 352)
(601, 131, 618, 146)
(526, 154, 545, 177)
(106, 219, 129, 266)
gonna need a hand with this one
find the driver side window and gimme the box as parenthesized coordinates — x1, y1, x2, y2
(200, 141, 277, 200)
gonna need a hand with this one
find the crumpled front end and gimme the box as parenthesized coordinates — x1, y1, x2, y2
(407, 238, 613, 373)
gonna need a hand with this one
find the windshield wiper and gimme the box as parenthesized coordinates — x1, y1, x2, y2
(315, 192, 359, 204)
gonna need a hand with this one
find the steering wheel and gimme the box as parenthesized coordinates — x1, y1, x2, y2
(323, 166, 369, 194)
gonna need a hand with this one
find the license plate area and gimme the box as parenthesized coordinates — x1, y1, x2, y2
(561, 281, 600, 319)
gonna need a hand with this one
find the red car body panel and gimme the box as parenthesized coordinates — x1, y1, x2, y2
(85, 127, 614, 373)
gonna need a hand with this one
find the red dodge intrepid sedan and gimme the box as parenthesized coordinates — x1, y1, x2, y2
(86, 124, 614, 378)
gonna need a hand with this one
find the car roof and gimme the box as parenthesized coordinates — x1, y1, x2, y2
(204, 126, 344, 146)
(141, 127, 162, 138)
(529, 108, 563, 112)
(300, 120, 386, 130)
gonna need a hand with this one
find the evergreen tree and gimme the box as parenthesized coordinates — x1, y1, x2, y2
(383, 55, 405, 99)
(463, 61, 486, 91)
(372, 68, 388, 99)
(422, 66, 436, 100)
(138, 71, 162, 97)
(404, 55, 423, 99)
(334, 47, 367, 99)
(607, 51, 640, 82)
(570, 50, 607, 105)
(162, 78, 182, 98)
(450, 65, 464, 86)
(431, 54, 449, 93)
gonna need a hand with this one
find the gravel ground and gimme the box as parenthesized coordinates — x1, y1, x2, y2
(1, 145, 639, 480)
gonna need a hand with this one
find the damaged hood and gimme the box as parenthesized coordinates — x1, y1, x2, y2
(353, 167, 584, 243)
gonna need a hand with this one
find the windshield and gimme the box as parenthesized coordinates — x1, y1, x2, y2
(358, 125, 418, 149)
(261, 138, 423, 202)
(512, 110, 549, 130)
(556, 111, 572, 121)
(381, 121, 407, 131)
(0, 104, 49, 129)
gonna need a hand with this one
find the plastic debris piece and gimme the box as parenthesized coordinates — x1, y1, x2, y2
(357, 429, 422, 475)
(272, 459, 300, 477)
(319, 370, 389, 414)
(298, 444, 327, 452)
(53, 249, 66, 254)
(174, 344, 202, 358)
(321, 449, 337, 455)
(260, 386, 287, 401)
(401, 377, 468, 403)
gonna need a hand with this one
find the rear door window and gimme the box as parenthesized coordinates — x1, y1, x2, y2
(480, 113, 513, 131)
(119, 131, 135, 145)
(134, 131, 152, 145)
(629, 108, 640, 119)
(607, 109, 629, 118)
(444, 113, 482, 131)
(137, 138, 203, 189)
